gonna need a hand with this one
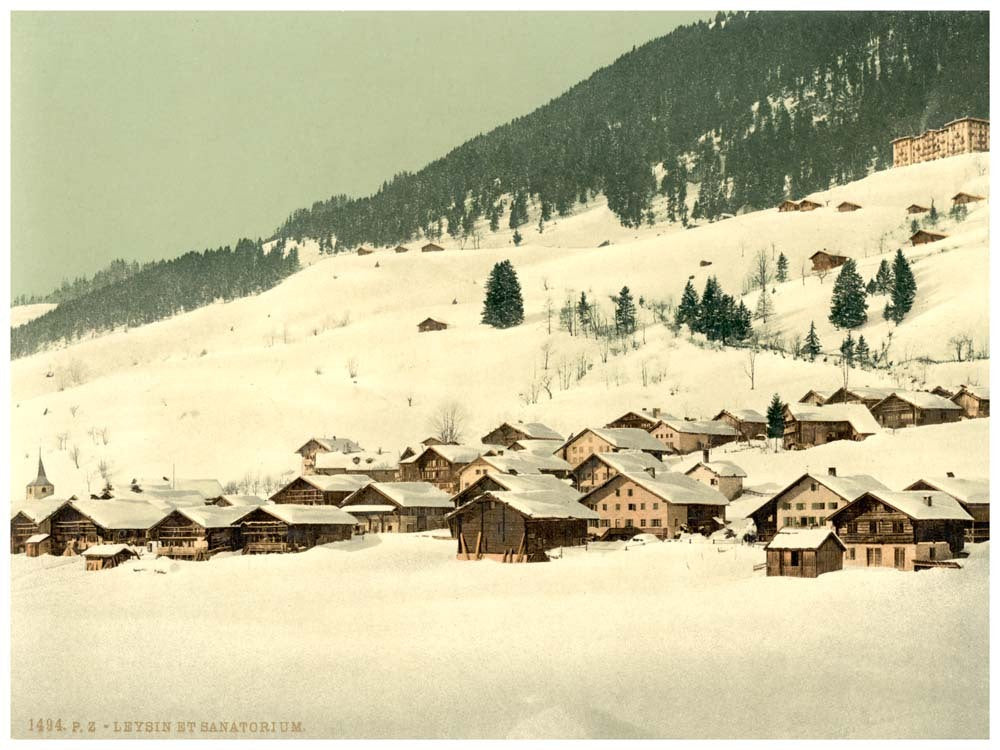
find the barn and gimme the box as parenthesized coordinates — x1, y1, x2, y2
(797, 199, 822, 211)
(809, 250, 849, 272)
(951, 192, 985, 205)
(910, 230, 947, 246)
(904, 476, 990, 543)
(421, 242, 445, 252)
(82, 544, 139, 571)
(765, 528, 846, 578)
(905, 203, 930, 214)
(151, 506, 253, 560)
(481, 420, 563, 447)
(951, 384, 989, 418)
(782, 403, 880, 449)
(269, 474, 372, 506)
(417, 318, 448, 333)
(341, 481, 453, 533)
(238, 504, 357, 554)
(777, 200, 799, 212)
(10, 498, 68, 553)
(712, 408, 767, 440)
(836, 201, 862, 212)
(869, 390, 963, 428)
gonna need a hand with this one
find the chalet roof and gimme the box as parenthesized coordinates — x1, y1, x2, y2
(836, 491, 973, 523)
(905, 204, 929, 211)
(808, 250, 848, 260)
(173, 505, 256, 528)
(713, 408, 766, 424)
(451, 490, 597, 521)
(11, 498, 71, 523)
(296, 436, 363, 455)
(133, 488, 210, 508)
(27, 454, 52, 488)
(798, 199, 822, 207)
(399, 443, 485, 465)
(951, 192, 985, 201)
(873, 390, 962, 411)
(956, 384, 990, 401)
(418, 317, 447, 326)
(910, 230, 947, 241)
(71, 499, 170, 530)
(591, 471, 728, 507)
(295, 474, 374, 493)
(773, 472, 889, 505)
(394, 245, 410, 252)
(784, 402, 880, 434)
(837, 201, 862, 209)
(585, 427, 668, 451)
(590, 449, 671, 475)
(314, 450, 399, 471)
(25, 533, 50, 544)
(349, 481, 454, 509)
(607, 409, 677, 425)
(476, 452, 570, 474)
(253, 504, 358, 526)
(480, 472, 581, 501)
(656, 419, 739, 436)
(510, 438, 564, 455)
(339, 504, 396, 514)
(742, 481, 784, 497)
(422, 242, 445, 251)
(686, 461, 747, 478)
(828, 386, 895, 402)
(81, 543, 138, 558)
(515, 422, 563, 441)
(218, 494, 267, 507)
(765, 528, 846, 551)
(904, 477, 990, 506)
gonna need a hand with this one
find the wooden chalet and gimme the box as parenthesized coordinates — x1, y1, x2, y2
(809, 250, 848, 272)
(10, 498, 68, 553)
(910, 230, 946, 246)
(906, 204, 930, 214)
(712, 408, 767, 441)
(151, 506, 252, 560)
(581, 471, 728, 539)
(556, 427, 668, 468)
(213, 494, 267, 508)
(48, 500, 168, 555)
(782, 403, 880, 450)
(340, 481, 453, 533)
(765, 528, 846, 578)
(929, 385, 958, 399)
(905, 476, 990, 542)
(951, 192, 985, 205)
(239, 504, 356, 554)
(869, 390, 962, 428)
(446, 489, 597, 562)
(825, 386, 895, 411)
(829, 490, 972, 571)
(798, 389, 832, 406)
(398, 443, 485, 493)
(394, 245, 410, 253)
(25, 534, 52, 557)
(295, 435, 363, 474)
(314, 450, 400, 482)
(684, 455, 747, 501)
(82, 544, 139, 571)
(134, 477, 225, 503)
(451, 472, 581, 510)
(417, 318, 448, 333)
(777, 200, 799, 213)
(768, 469, 889, 535)
(421, 242, 445, 253)
(571, 449, 670, 493)
(647, 418, 738, 455)
(269, 474, 372, 506)
(356, 246, 374, 256)
(836, 201, 862, 212)
(457, 452, 571, 491)
(604, 408, 675, 431)
(951, 384, 989, 418)
(797, 199, 822, 211)
(481, 420, 563, 447)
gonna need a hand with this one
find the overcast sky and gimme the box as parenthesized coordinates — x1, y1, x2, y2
(12, 11, 711, 298)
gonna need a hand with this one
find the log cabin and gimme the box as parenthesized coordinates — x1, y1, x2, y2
(356, 246, 373, 255)
(777, 200, 799, 212)
(836, 201, 862, 212)
(571, 449, 672, 492)
(25, 534, 52, 557)
(481, 421, 563, 447)
(581, 471, 729, 539)
(394, 245, 410, 253)
(446, 489, 597, 562)
(647, 419, 738, 455)
(269, 474, 372, 506)
(797, 199, 822, 211)
(869, 390, 963, 428)
(314, 450, 400, 481)
(340, 481, 454, 533)
(765, 528, 846, 578)
(295, 436, 364, 474)
(910, 230, 947, 246)
(825, 386, 895, 411)
(398, 443, 486, 493)
(457, 452, 571, 491)
(10, 498, 70, 553)
(451, 472, 581, 510)
(766, 469, 889, 534)
(135, 477, 225, 501)
(417, 318, 448, 332)
(712, 409, 767, 441)
(809, 250, 849, 272)
(782, 403, 880, 449)
(829, 490, 972, 570)
(906, 203, 930, 214)
(82, 544, 139, 571)
(951, 192, 985, 205)
(555, 427, 668, 468)
(951, 385, 989, 418)
(239, 504, 356, 553)
(904, 476, 990, 542)
(25, 454, 54, 501)
(213, 494, 267, 508)
(49, 499, 169, 555)
(798, 389, 832, 406)
(684, 455, 747, 501)
(604, 408, 674, 431)
(150, 506, 253, 560)
(421, 242, 445, 252)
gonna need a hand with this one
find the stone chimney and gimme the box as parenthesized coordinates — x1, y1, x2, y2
(828, 467, 837, 476)
(652, 407, 661, 418)
(924, 495, 933, 506)
(702, 448, 710, 464)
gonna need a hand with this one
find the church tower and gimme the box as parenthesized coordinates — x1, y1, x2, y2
(26, 452, 54, 501)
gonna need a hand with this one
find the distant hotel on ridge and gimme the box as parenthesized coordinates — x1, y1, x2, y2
(891, 116, 989, 167)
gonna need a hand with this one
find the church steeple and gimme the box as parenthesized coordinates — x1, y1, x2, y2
(26, 451, 54, 500)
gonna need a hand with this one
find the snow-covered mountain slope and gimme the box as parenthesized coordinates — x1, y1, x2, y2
(9, 153, 989, 497)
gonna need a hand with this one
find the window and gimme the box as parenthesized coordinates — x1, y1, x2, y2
(627, 489, 633, 497)
(602, 504, 608, 511)
(625, 519, 633, 528)
(673, 517, 679, 527)
(847, 522, 858, 534)
(653, 503, 659, 510)
(829, 502, 838, 510)
(640, 519, 647, 527)
(782, 503, 792, 510)
(790, 550, 801, 566)
(600, 519, 610, 528)
(711, 478, 719, 486)
(810, 482, 818, 492)
(627, 504, 636, 511)
(894, 547, 906, 569)
(615, 489, 621, 497)
(796, 503, 805, 510)
(928, 546, 936, 560)
(640, 503, 646, 510)
(892, 521, 904, 534)
(615, 504, 621, 511)
(651, 519, 662, 527)
(812, 503, 825, 510)
(868, 521, 878, 534)
(800, 517, 808, 527)
(808, 517, 817, 526)
(847, 548, 856, 560)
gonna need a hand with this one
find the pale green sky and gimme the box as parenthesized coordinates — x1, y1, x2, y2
(12, 11, 711, 297)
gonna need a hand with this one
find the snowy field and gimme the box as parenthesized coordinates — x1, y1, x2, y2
(10, 534, 988, 739)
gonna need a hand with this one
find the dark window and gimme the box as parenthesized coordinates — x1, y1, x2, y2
(790, 550, 801, 566)
(869, 521, 878, 534)
(847, 522, 858, 534)
(892, 521, 904, 534)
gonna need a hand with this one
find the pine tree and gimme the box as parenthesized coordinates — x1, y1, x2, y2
(733, 300, 753, 342)
(776, 252, 789, 282)
(481, 260, 524, 328)
(909, 218, 920, 235)
(576, 291, 591, 332)
(927, 199, 938, 226)
(828, 258, 868, 329)
(766, 393, 785, 442)
(839, 331, 855, 366)
(884, 248, 917, 324)
(866, 278, 877, 295)
(875, 259, 893, 293)
(754, 289, 773, 323)
(614, 286, 637, 336)
(512, 229, 523, 247)
(855, 335, 870, 368)
(804, 321, 822, 360)
(674, 280, 700, 331)
(697, 277, 722, 337)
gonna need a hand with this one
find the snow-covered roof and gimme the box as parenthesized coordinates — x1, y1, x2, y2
(456, 490, 598, 521)
(904, 477, 990, 506)
(137, 478, 224, 498)
(853, 491, 973, 522)
(609, 409, 677, 424)
(338, 504, 396, 514)
(586, 427, 667, 451)
(314, 451, 399, 471)
(299, 474, 374, 493)
(743, 481, 784, 497)
(71, 499, 170, 530)
(687, 461, 747, 478)
(874, 390, 962, 411)
(138, 488, 210, 507)
(254, 504, 358, 526)
(25, 533, 50, 544)
(219, 494, 267, 507)
(594, 450, 671, 475)
(657, 419, 739, 436)
(488, 421, 563, 441)
(714, 408, 766, 424)
(605, 471, 729, 507)
(11, 498, 70, 523)
(481, 472, 581, 501)
(765, 528, 846, 551)
(775, 472, 889, 504)
(297, 436, 363, 454)
(785, 402, 880, 434)
(399, 444, 485, 465)
(172, 505, 256, 528)
(349, 481, 454, 509)
(477, 452, 570, 474)
(831, 386, 896, 401)
(957, 384, 990, 401)
(81, 543, 138, 558)
(510, 438, 564, 455)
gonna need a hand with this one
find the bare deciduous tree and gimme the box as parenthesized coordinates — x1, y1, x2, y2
(346, 357, 359, 379)
(430, 401, 466, 444)
(743, 346, 759, 390)
(69, 443, 81, 468)
(540, 340, 555, 371)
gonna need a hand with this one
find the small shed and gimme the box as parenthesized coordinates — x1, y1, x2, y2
(421, 242, 445, 253)
(25, 533, 52, 557)
(809, 250, 848, 272)
(951, 385, 989, 418)
(910, 230, 947, 246)
(394, 245, 411, 253)
(82, 544, 139, 571)
(797, 199, 822, 211)
(777, 200, 799, 212)
(357, 246, 374, 256)
(906, 204, 930, 214)
(951, 192, 985, 205)
(836, 201, 862, 212)
(765, 528, 846, 578)
(417, 318, 448, 333)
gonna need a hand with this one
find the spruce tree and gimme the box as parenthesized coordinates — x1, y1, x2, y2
(614, 286, 637, 336)
(674, 280, 700, 331)
(512, 229, 523, 247)
(481, 260, 524, 328)
(884, 248, 917, 324)
(776, 252, 789, 282)
(828, 258, 868, 329)
(804, 321, 822, 360)
(576, 291, 591, 332)
(839, 331, 855, 366)
(875, 259, 893, 293)
(698, 276, 722, 337)
(866, 278, 877, 295)
(766, 393, 785, 442)
(927, 199, 938, 226)
(733, 300, 753, 342)
(855, 335, 870, 368)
